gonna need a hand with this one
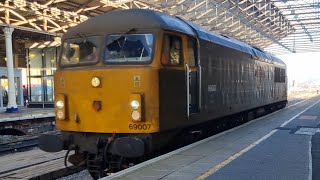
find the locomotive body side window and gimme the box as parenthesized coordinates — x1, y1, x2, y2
(280, 68, 286, 82)
(61, 36, 100, 66)
(161, 34, 183, 66)
(274, 67, 285, 82)
(104, 34, 153, 64)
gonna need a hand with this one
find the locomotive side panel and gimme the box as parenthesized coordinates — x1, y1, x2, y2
(195, 39, 286, 123)
(273, 65, 287, 103)
(158, 68, 187, 130)
(158, 36, 287, 131)
(200, 40, 258, 118)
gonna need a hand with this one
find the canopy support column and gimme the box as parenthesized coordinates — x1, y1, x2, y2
(3, 27, 18, 113)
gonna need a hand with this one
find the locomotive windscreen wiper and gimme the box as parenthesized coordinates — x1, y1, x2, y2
(105, 28, 138, 62)
(76, 33, 89, 43)
(104, 33, 153, 63)
(106, 28, 136, 47)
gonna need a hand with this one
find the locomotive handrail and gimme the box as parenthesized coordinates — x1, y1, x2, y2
(198, 64, 202, 111)
(196, 38, 201, 112)
(185, 63, 190, 118)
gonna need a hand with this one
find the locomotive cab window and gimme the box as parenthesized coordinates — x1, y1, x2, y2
(161, 34, 183, 65)
(187, 38, 197, 67)
(104, 34, 153, 64)
(61, 36, 100, 66)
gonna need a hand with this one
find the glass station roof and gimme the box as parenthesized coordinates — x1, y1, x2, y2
(0, 0, 319, 55)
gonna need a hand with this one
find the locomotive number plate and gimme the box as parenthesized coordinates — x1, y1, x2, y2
(129, 124, 151, 130)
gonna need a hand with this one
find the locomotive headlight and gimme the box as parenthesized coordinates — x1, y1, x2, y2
(56, 110, 64, 119)
(56, 101, 64, 109)
(131, 110, 141, 121)
(55, 94, 67, 120)
(91, 77, 101, 87)
(130, 100, 140, 110)
(129, 94, 143, 122)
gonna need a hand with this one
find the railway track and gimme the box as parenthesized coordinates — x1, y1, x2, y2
(0, 131, 85, 179)
(0, 149, 85, 180)
(0, 131, 60, 155)
(0, 136, 38, 155)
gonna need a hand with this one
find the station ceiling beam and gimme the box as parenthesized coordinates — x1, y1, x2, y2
(0, 0, 318, 54)
(0, 0, 89, 34)
(138, 0, 295, 52)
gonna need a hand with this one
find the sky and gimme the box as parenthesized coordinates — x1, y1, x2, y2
(278, 52, 320, 87)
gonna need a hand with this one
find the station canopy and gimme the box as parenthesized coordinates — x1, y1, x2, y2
(0, 0, 319, 55)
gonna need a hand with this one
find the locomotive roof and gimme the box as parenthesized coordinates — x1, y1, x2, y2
(63, 9, 284, 66)
(180, 19, 285, 65)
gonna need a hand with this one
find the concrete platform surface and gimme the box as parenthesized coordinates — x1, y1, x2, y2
(105, 96, 320, 180)
(0, 108, 54, 122)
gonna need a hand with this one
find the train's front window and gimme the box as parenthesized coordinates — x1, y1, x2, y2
(104, 34, 153, 64)
(61, 36, 100, 66)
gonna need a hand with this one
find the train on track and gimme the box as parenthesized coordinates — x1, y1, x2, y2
(39, 9, 287, 179)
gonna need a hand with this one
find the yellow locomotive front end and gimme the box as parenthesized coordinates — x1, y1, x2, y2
(55, 65, 159, 134)
(39, 32, 164, 178)
(55, 34, 160, 133)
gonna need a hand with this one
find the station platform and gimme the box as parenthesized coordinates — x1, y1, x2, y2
(0, 108, 54, 123)
(106, 95, 320, 180)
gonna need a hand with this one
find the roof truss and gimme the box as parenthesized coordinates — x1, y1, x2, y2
(0, 0, 319, 54)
